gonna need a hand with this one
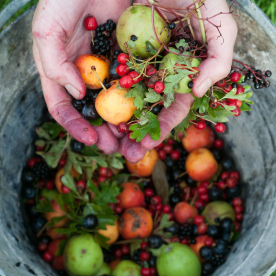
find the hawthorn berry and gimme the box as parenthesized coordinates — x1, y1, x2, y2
(149, 267, 157, 276)
(141, 268, 150, 276)
(214, 123, 226, 133)
(117, 53, 129, 64)
(115, 205, 123, 214)
(224, 83, 232, 92)
(235, 205, 243, 213)
(116, 64, 130, 77)
(199, 193, 209, 202)
(28, 157, 37, 168)
(154, 81, 165, 93)
(163, 144, 173, 154)
(216, 79, 226, 87)
(233, 197, 242, 206)
(198, 185, 208, 194)
(236, 213, 243, 221)
(141, 242, 148, 250)
(77, 180, 86, 190)
(214, 139, 224, 149)
(210, 100, 219, 109)
(128, 71, 141, 84)
(200, 182, 210, 188)
(97, 176, 107, 183)
(146, 67, 157, 76)
(151, 195, 162, 205)
(121, 244, 130, 255)
(197, 222, 208, 234)
(170, 150, 180, 160)
(45, 180, 54, 190)
(155, 142, 164, 149)
(226, 177, 238, 188)
(205, 237, 214, 247)
(127, 132, 136, 142)
(232, 106, 241, 117)
(140, 251, 150, 261)
(117, 122, 128, 133)
(171, 237, 180, 243)
(181, 238, 189, 245)
(43, 251, 53, 262)
(61, 185, 70, 194)
(195, 121, 206, 130)
(158, 149, 166, 160)
(84, 16, 97, 31)
(234, 221, 241, 232)
(115, 249, 123, 258)
(194, 215, 204, 225)
(217, 181, 226, 190)
(58, 158, 66, 167)
(221, 171, 229, 180)
(195, 200, 205, 209)
(144, 188, 154, 197)
(230, 71, 241, 83)
(236, 85, 245, 94)
(236, 100, 243, 107)
(106, 168, 113, 178)
(162, 204, 171, 213)
(120, 75, 134, 88)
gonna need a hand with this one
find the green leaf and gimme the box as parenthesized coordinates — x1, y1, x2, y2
(243, 85, 251, 92)
(270, 270, 276, 276)
(192, 96, 203, 110)
(97, 214, 117, 230)
(55, 223, 78, 235)
(94, 232, 110, 249)
(144, 89, 163, 103)
(199, 96, 209, 114)
(130, 111, 161, 142)
(163, 70, 190, 94)
(61, 172, 76, 191)
(95, 185, 121, 205)
(35, 139, 46, 147)
(83, 203, 101, 216)
(36, 127, 51, 141)
(35, 198, 54, 213)
(125, 82, 146, 110)
(149, 244, 167, 257)
(168, 47, 179, 54)
(87, 180, 100, 197)
(47, 216, 68, 228)
(54, 194, 66, 212)
(174, 110, 196, 139)
(127, 41, 138, 56)
(240, 102, 252, 111)
(107, 152, 124, 170)
(41, 122, 64, 139)
(163, 91, 175, 108)
(159, 214, 174, 230)
(237, 75, 245, 84)
(81, 145, 101, 156)
(145, 41, 157, 55)
(89, 118, 103, 126)
(56, 239, 68, 257)
(84, 156, 107, 167)
(231, 231, 241, 242)
(175, 39, 189, 50)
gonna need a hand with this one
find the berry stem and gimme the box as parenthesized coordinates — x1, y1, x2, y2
(91, 66, 106, 91)
(193, 0, 206, 45)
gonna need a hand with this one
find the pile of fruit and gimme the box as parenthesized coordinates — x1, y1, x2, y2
(71, 2, 272, 142)
(22, 116, 244, 276)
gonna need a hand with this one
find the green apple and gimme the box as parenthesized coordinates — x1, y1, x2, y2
(94, 262, 111, 276)
(63, 234, 103, 276)
(157, 243, 201, 276)
(116, 6, 171, 58)
(202, 201, 235, 225)
(112, 260, 141, 276)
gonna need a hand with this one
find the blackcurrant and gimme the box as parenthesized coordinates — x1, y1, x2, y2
(24, 186, 36, 199)
(265, 70, 272, 77)
(130, 35, 138, 41)
(164, 156, 176, 168)
(225, 185, 241, 199)
(208, 187, 223, 201)
(21, 168, 36, 183)
(83, 214, 98, 230)
(221, 156, 235, 170)
(32, 217, 47, 234)
(202, 261, 216, 274)
(254, 83, 260, 89)
(81, 103, 99, 120)
(214, 239, 229, 255)
(220, 217, 233, 233)
(211, 148, 223, 161)
(207, 225, 221, 239)
(148, 235, 164, 249)
(164, 222, 180, 235)
(38, 235, 52, 245)
(200, 246, 213, 260)
(70, 140, 84, 153)
(151, 104, 162, 115)
(169, 193, 181, 206)
(168, 22, 176, 30)
(232, 83, 238, 88)
(188, 81, 193, 88)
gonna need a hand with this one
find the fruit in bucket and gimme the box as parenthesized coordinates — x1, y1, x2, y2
(112, 260, 141, 276)
(157, 243, 201, 276)
(75, 54, 110, 89)
(63, 234, 103, 276)
(95, 80, 136, 125)
(116, 6, 171, 58)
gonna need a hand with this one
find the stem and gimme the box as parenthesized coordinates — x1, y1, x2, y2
(91, 66, 106, 91)
(193, 0, 206, 45)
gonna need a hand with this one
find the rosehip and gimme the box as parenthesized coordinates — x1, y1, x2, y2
(84, 16, 97, 31)
(116, 64, 130, 77)
(117, 53, 129, 64)
(77, 180, 86, 190)
(214, 123, 226, 133)
(154, 81, 165, 93)
(28, 157, 37, 168)
(146, 67, 157, 76)
(120, 75, 134, 88)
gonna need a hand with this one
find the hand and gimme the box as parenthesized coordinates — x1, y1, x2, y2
(32, 0, 130, 154)
(126, 0, 238, 155)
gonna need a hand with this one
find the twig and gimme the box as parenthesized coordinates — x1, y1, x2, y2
(91, 66, 106, 91)
(193, 0, 206, 45)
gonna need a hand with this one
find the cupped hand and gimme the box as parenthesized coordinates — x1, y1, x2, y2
(32, 0, 130, 154)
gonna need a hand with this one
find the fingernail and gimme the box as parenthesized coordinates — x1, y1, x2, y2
(65, 84, 80, 99)
(197, 78, 213, 97)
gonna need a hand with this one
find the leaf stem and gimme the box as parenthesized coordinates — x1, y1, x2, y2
(193, 0, 206, 45)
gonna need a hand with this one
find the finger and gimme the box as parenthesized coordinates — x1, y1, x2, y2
(118, 135, 147, 163)
(32, 28, 88, 100)
(193, 3, 238, 97)
(93, 124, 119, 154)
(107, 123, 126, 139)
(40, 74, 98, 146)
(141, 93, 194, 150)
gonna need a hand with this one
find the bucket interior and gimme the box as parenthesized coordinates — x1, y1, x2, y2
(0, 2, 276, 276)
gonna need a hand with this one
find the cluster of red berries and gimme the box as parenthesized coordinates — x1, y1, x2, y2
(155, 138, 180, 161)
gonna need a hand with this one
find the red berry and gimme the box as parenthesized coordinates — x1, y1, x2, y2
(84, 16, 97, 31)
(144, 78, 154, 88)
(171, 237, 180, 243)
(195, 121, 206, 130)
(27, 198, 35, 205)
(151, 195, 162, 205)
(58, 158, 66, 167)
(230, 171, 240, 180)
(170, 150, 180, 160)
(141, 242, 148, 250)
(163, 144, 173, 154)
(167, 212, 174, 221)
(36, 145, 45, 151)
(115, 206, 123, 214)
(181, 238, 189, 245)
(45, 180, 54, 190)
(77, 180, 86, 190)
(149, 204, 156, 212)
(156, 203, 163, 211)
(234, 221, 241, 232)
(155, 142, 164, 149)
(140, 251, 150, 261)
(127, 132, 136, 142)
(167, 138, 175, 145)
(236, 213, 243, 221)
(117, 122, 128, 133)
(188, 67, 200, 79)
(162, 204, 171, 213)
(221, 172, 229, 180)
(214, 139, 224, 149)
(198, 186, 207, 194)
(154, 81, 165, 93)
(128, 71, 141, 84)
(226, 177, 238, 188)
(146, 64, 154, 71)
(210, 100, 219, 109)
(233, 197, 242, 206)
(117, 53, 130, 64)
(200, 182, 209, 188)
(149, 267, 157, 276)
(224, 83, 232, 92)
(199, 193, 209, 202)
(144, 188, 154, 197)
(28, 157, 37, 168)
(195, 200, 204, 209)
(97, 176, 107, 183)
(121, 244, 130, 255)
(205, 237, 214, 247)
(217, 181, 226, 190)
(148, 210, 155, 217)
(43, 251, 53, 262)
(214, 123, 226, 133)
(99, 167, 108, 177)
(61, 185, 70, 194)
(228, 98, 237, 104)
(236, 86, 245, 95)
(194, 215, 204, 225)
(58, 131, 66, 139)
(38, 242, 47, 252)
(106, 168, 113, 178)
(197, 222, 208, 234)
(216, 79, 226, 87)
(236, 100, 243, 107)
(115, 248, 122, 258)
(146, 67, 157, 76)
(120, 75, 134, 88)
(141, 268, 151, 276)
(232, 106, 241, 117)
(230, 71, 241, 83)
(116, 64, 130, 77)
(158, 149, 166, 160)
(234, 205, 243, 213)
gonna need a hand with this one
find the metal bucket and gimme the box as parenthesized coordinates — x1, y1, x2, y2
(0, 1, 276, 275)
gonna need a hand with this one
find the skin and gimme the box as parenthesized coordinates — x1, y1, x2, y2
(32, 0, 237, 162)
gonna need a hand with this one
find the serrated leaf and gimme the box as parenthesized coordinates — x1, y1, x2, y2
(175, 39, 189, 50)
(89, 118, 103, 126)
(144, 89, 163, 103)
(54, 194, 66, 212)
(125, 82, 146, 110)
(56, 239, 68, 257)
(97, 214, 117, 230)
(83, 203, 100, 216)
(61, 172, 76, 191)
(164, 70, 190, 94)
(168, 47, 179, 54)
(55, 223, 78, 235)
(145, 41, 157, 55)
(199, 96, 209, 113)
(84, 156, 107, 167)
(173, 110, 196, 139)
(240, 103, 251, 111)
(36, 127, 51, 141)
(94, 232, 110, 249)
(159, 214, 174, 230)
(35, 139, 46, 147)
(107, 152, 124, 170)
(41, 122, 64, 139)
(47, 215, 68, 228)
(35, 198, 54, 213)
(192, 96, 203, 110)
(163, 91, 175, 108)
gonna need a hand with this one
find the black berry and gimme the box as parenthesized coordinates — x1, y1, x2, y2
(83, 214, 98, 230)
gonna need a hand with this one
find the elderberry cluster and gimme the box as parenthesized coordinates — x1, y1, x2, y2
(244, 69, 272, 89)
(90, 19, 116, 55)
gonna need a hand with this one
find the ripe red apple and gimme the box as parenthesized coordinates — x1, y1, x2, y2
(174, 202, 198, 224)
